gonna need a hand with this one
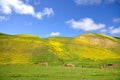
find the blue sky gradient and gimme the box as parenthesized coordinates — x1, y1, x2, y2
(0, 0, 120, 37)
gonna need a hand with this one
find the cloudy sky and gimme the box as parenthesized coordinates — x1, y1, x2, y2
(0, 0, 120, 37)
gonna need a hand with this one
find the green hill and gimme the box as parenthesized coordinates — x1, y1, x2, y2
(76, 33, 120, 55)
(16, 34, 40, 38)
(0, 33, 120, 65)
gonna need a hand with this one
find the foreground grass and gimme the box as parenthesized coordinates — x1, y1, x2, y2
(0, 65, 120, 80)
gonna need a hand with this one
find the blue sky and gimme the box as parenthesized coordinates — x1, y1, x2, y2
(0, 0, 120, 37)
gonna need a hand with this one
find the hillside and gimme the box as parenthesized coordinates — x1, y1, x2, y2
(0, 33, 120, 65)
(76, 33, 120, 54)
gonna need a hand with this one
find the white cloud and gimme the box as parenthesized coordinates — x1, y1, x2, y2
(42, 8, 54, 17)
(50, 32, 60, 36)
(113, 18, 120, 23)
(66, 18, 105, 31)
(109, 27, 120, 34)
(34, 8, 54, 19)
(100, 29, 107, 33)
(74, 0, 101, 5)
(74, 0, 115, 5)
(0, 0, 54, 19)
(0, 16, 8, 22)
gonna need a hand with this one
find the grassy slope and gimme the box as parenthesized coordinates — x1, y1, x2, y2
(76, 33, 120, 54)
(0, 33, 120, 65)
(0, 65, 120, 80)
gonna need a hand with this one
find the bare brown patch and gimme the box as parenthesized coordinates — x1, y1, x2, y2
(63, 64, 75, 67)
(101, 63, 117, 69)
(34, 62, 48, 66)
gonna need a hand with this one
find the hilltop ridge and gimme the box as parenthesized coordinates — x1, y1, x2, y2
(0, 32, 120, 65)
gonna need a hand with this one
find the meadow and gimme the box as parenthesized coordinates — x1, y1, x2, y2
(0, 33, 120, 80)
(0, 65, 120, 80)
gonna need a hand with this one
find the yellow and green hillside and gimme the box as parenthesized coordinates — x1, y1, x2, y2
(0, 33, 120, 65)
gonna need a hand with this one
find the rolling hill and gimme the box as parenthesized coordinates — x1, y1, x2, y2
(0, 32, 120, 65)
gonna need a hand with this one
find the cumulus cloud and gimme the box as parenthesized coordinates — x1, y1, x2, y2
(0, 0, 54, 19)
(74, 0, 115, 5)
(0, 16, 8, 22)
(35, 8, 54, 19)
(109, 27, 120, 34)
(66, 18, 105, 31)
(113, 18, 120, 23)
(50, 32, 60, 36)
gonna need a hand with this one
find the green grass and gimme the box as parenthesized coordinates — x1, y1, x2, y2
(0, 65, 120, 80)
(0, 33, 120, 80)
